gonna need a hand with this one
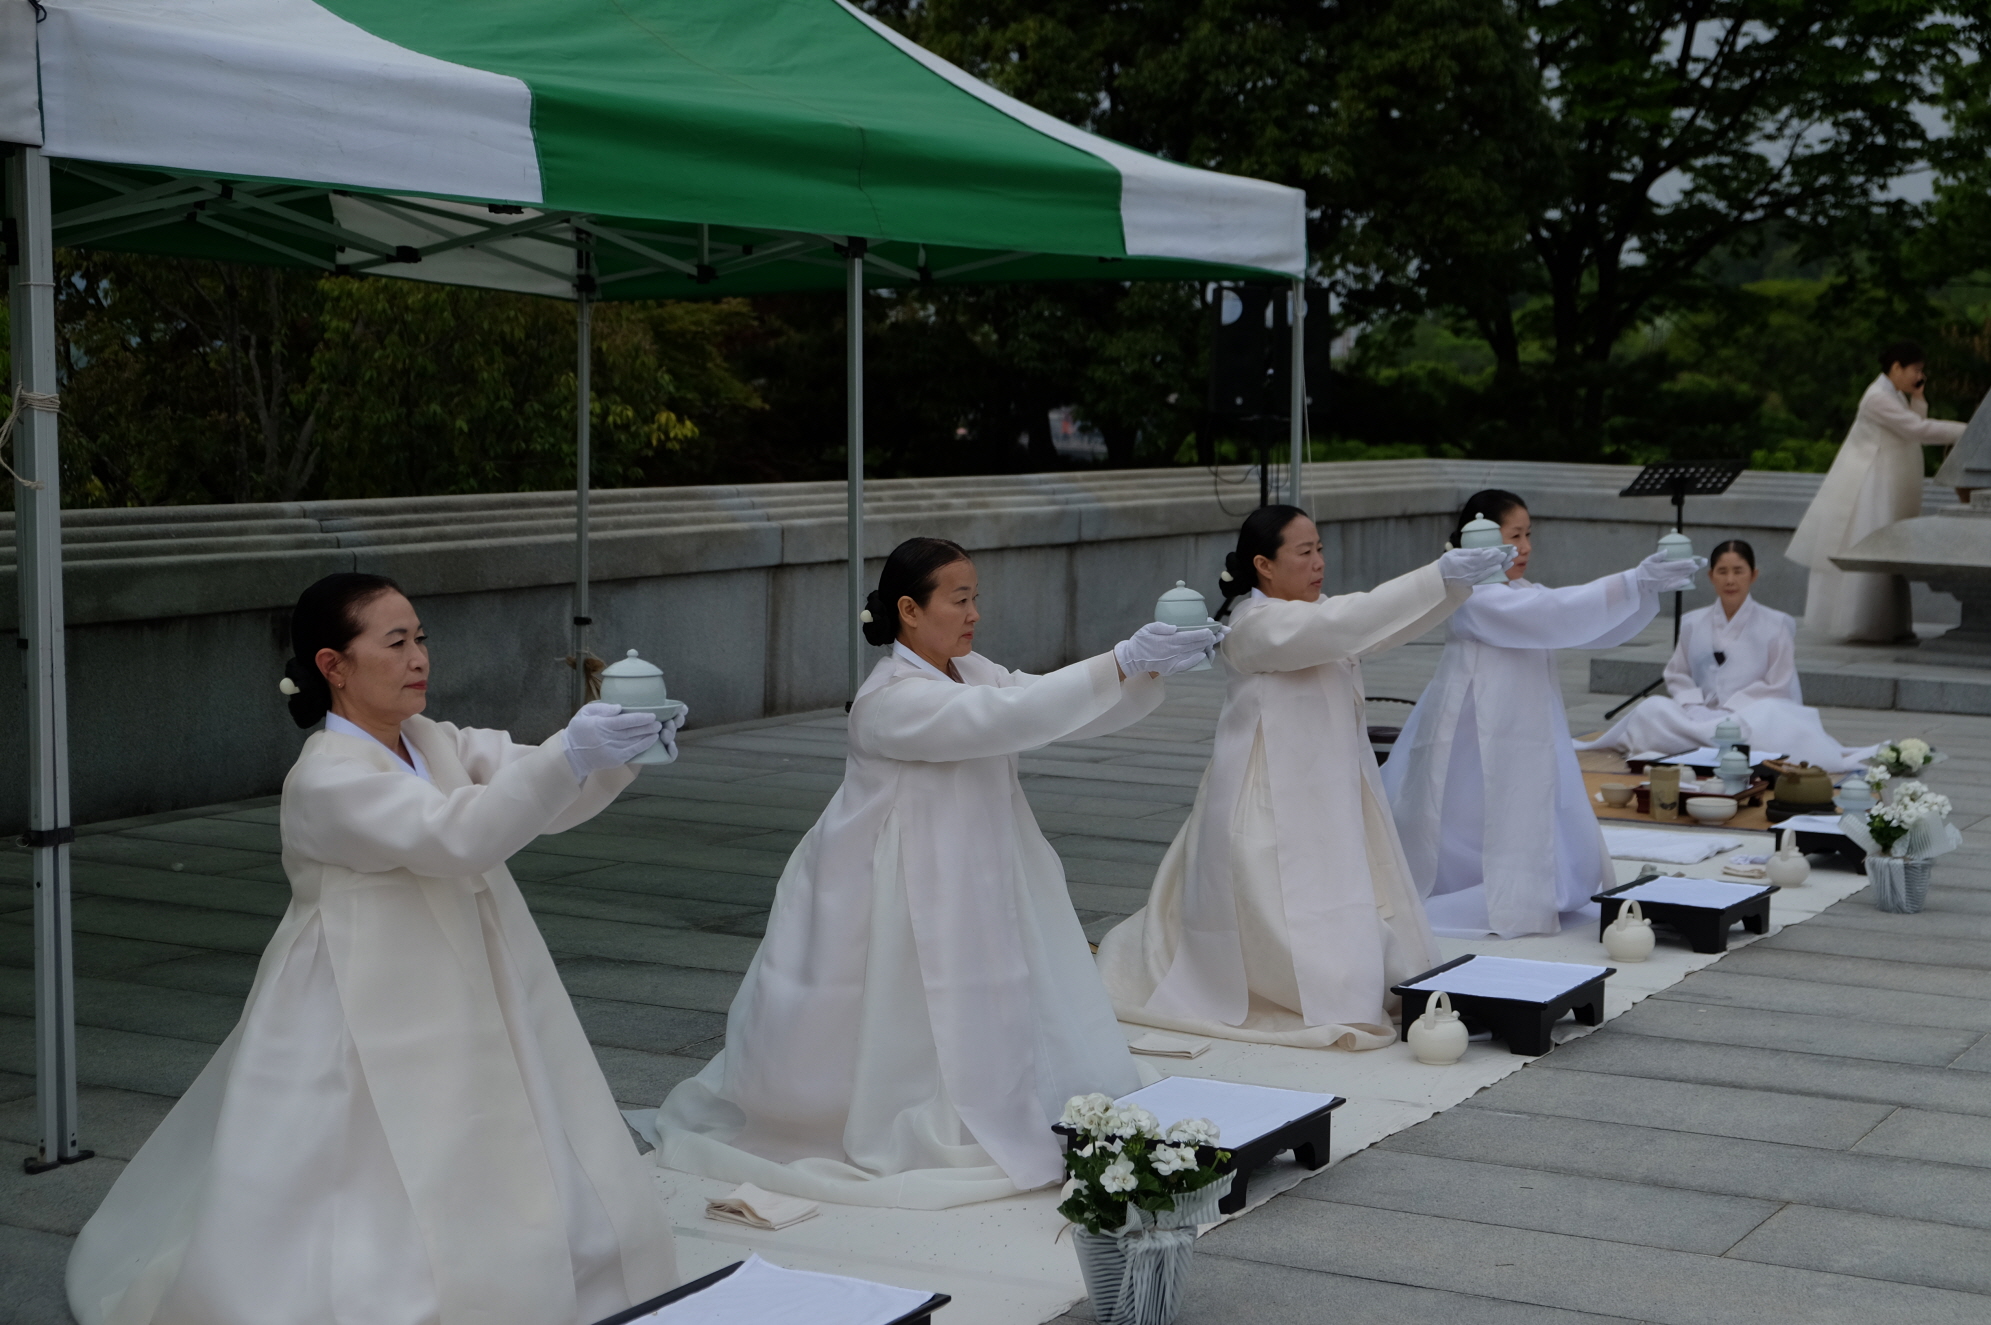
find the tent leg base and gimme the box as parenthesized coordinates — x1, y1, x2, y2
(23, 1148, 93, 1175)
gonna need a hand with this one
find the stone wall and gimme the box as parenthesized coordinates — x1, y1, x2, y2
(0, 460, 1957, 827)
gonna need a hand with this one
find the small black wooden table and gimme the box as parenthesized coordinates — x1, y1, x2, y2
(590, 1260, 950, 1325)
(1392, 955, 1614, 1057)
(1593, 876, 1776, 954)
(1056, 1081, 1343, 1215)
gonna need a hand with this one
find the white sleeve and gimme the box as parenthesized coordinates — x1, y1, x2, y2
(287, 742, 589, 878)
(1728, 617, 1804, 708)
(440, 722, 636, 835)
(854, 652, 1133, 762)
(1221, 563, 1466, 673)
(1859, 384, 1967, 446)
(1451, 569, 1660, 650)
(1662, 630, 1703, 707)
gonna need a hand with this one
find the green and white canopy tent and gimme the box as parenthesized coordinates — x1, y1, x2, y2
(2, 0, 1306, 1171)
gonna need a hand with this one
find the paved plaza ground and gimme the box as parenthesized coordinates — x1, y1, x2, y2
(3, 619, 1988, 1324)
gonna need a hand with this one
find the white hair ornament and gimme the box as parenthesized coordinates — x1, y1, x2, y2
(279, 677, 301, 695)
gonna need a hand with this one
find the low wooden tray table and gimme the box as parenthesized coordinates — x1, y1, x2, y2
(1393, 955, 1613, 1057)
(1058, 1077, 1343, 1216)
(592, 1259, 950, 1325)
(1594, 875, 1777, 954)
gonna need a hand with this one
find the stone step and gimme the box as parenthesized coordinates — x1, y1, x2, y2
(1590, 656, 1991, 716)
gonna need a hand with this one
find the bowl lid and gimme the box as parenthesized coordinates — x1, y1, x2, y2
(1458, 512, 1502, 548)
(600, 648, 663, 678)
(1158, 579, 1208, 607)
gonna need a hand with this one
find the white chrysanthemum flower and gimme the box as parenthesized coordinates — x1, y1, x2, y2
(1866, 763, 1891, 785)
(1150, 1144, 1199, 1176)
(1900, 737, 1931, 762)
(1099, 1156, 1138, 1193)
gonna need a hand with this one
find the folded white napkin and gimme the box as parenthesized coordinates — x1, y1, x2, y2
(1129, 1032, 1212, 1059)
(705, 1184, 819, 1231)
(1600, 826, 1745, 864)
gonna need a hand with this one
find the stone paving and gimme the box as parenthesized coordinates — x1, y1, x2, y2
(2, 620, 1988, 1324)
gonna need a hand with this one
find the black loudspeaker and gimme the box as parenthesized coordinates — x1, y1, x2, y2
(1208, 283, 1290, 430)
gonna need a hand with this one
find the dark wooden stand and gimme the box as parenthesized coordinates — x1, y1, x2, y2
(1593, 879, 1775, 954)
(1055, 1095, 1343, 1216)
(590, 1261, 950, 1325)
(1392, 956, 1613, 1057)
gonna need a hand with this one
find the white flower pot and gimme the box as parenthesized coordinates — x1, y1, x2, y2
(1867, 856, 1932, 914)
(1072, 1174, 1233, 1325)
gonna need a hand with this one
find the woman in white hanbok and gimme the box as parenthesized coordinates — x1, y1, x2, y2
(1788, 343, 1964, 641)
(1381, 492, 1703, 939)
(1578, 540, 1876, 772)
(657, 538, 1217, 1208)
(1097, 507, 1511, 1048)
(68, 574, 682, 1325)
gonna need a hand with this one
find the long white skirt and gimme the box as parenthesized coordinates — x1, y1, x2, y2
(67, 908, 648, 1325)
(1096, 741, 1426, 1050)
(1579, 693, 1876, 774)
(1421, 689, 1607, 939)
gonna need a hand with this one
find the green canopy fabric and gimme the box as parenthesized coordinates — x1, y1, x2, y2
(20, 0, 1304, 296)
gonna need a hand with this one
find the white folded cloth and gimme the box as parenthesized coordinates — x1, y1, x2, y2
(705, 1184, 820, 1231)
(1600, 826, 1745, 864)
(1128, 1031, 1212, 1059)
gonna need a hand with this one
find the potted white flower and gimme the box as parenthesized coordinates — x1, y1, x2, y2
(1056, 1093, 1234, 1325)
(1840, 779, 1961, 913)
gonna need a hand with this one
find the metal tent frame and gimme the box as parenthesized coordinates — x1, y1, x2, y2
(7, 142, 1305, 1180)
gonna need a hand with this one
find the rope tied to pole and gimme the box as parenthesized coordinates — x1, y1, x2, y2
(0, 385, 57, 491)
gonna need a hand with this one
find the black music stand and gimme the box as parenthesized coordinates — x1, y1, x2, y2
(1603, 461, 1746, 719)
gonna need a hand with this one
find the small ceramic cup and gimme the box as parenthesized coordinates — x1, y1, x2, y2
(1599, 783, 1635, 807)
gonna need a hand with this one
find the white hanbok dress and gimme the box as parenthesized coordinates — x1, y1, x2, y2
(1382, 571, 1662, 938)
(68, 716, 678, 1325)
(1096, 567, 1464, 1049)
(1788, 374, 1963, 641)
(656, 644, 1159, 1209)
(1576, 597, 1876, 772)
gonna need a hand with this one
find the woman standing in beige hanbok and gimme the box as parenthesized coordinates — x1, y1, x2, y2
(1096, 507, 1512, 1049)
(68, 574, 682, 1325)
(1789, 342, 1964, 641)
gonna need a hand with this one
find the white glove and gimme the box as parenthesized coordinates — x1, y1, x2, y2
(563, 702, 663, 781)
(656, 703, 690, 762)
(1114, 621, 1221, 678)
(1636, 551, 1706, 593)
(1438, 545, 1516, 587)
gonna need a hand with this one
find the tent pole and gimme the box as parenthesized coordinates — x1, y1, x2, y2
(1289, 278, 1305, 512)
(7, 147, 87, 1175)
(573, 231, 593, 710)
(846, 241, 866, 699)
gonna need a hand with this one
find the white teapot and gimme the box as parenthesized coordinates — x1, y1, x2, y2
(1406, 990, 1469, 1065)
(1155, 581, 1216, 670)
(1766, 829, 1810, 888)
(597, 649, 687, 766)
(1602, 900, 1655, 963)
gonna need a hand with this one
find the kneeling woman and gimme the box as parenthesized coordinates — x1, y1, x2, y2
(69, 574, 681, 1325)
(1096, 506, 1511, 1050)
(1577, 540, 1876, 772)
(657, 538, 1215, 1208)
(1381, 491, 1702, 938)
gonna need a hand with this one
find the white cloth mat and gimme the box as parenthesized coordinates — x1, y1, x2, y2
(1601, 825, 1745, 864)
(632, 1253, 933, 1324)
(1641, 746, 1785, 766)
(1406, 954, 1608, 1001)
(705, 1184, 820, 1231)
(1117, 1076, 1338, 1148)
(1778, 813, 1850, 835)
(1128, 1031, 1212, 1059)
(1618, 876, 1772, 909)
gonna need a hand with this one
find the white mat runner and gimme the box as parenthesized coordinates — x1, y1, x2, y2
(652, 825, 1874, 1325)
